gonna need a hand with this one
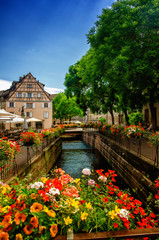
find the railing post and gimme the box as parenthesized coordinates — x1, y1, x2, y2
(67, 229, 74, 240)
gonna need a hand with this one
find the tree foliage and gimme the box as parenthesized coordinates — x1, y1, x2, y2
(64, 0, 159, 129)
(53, 93, 83, 122)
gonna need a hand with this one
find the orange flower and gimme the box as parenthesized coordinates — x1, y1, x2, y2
(30, 193, 38, 199)
(30, 202, 43, 212)
(14, 212, 26, 225)
(23, 225, 33, 235)
(2, 215, 12, 229)
(15, 233, 23, 240)
(0, 231, 9, 240)
(50, 224, 58, 238)
(39, 225, 46, 234)
(47, 210, 56, 218)
(30, 216, 39, 228)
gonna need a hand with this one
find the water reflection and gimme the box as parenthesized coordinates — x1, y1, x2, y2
(53, 140, 110, 178)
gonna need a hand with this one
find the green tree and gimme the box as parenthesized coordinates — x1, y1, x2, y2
(86, 0, 159, 128)
(53, 93, 83, 122)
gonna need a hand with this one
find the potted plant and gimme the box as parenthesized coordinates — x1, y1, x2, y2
(20, 132, 43, 147)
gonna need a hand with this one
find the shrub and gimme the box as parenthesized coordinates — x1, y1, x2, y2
(128, 112, 144, 125)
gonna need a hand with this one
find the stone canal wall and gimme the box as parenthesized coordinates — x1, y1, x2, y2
(7, 137, 62, 184)
(82, 131, 157, 205)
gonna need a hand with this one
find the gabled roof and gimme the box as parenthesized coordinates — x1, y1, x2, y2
(2, 73, 52, 101)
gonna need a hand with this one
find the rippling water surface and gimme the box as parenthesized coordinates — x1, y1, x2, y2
(53, 140, 111, 178)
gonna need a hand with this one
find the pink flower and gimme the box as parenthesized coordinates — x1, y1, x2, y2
(98, 175, 107, 183)
(82, 168, 91, 176)
(88, 179, 95, 187)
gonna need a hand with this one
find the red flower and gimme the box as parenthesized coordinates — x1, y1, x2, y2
(150, 212, 156, 218)
(52, 178, 63, 191)
(124, 221, 130, 229)
(114, 222, 118, 228)
(103, 197, 108, 203)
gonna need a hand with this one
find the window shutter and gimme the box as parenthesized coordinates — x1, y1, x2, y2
(7, 102, 10, 107)
(30, 112, 33, 117)
(33, 103, 35, 108)
(48, 103, 50, 108)
(22, 93, 24, 97)
(42, 103, 44, 108)
(32, 93, 34, 98)
(14, 102, 16, 107)
(26, 93, 27, 97)
(24, 103, 26, 108)
(16, 93, 18, 97)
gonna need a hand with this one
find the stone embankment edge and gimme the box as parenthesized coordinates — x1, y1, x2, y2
(82, 131, 158, 206)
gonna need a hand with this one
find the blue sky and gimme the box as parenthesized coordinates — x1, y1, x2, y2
(0, 0, 115, 91)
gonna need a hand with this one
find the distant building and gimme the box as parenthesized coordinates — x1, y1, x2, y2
(0, 72, 52, 129)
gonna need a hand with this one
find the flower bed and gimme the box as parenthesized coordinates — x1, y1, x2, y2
(122, 124, 145, 139)
(0, 168, 158, 239)
(0, 138, 20, 180)
(20, 132, 43, 147)
(148, 131, 159, 146)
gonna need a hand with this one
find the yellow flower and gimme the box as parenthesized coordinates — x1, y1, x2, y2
(109, 206, 121, 219)
(43, 206, 49, 212)
(41, 177, 48, 183)
(85, 202, 92, 209)
(74, 178, 80, 184)
(115, 205, 121, 214)
(64, 216, 73, 225)
(71, 199, 79, 209)
(2, 206, 11, 213)
(108, 210, 116, 219)
(80, 212, 88, 221)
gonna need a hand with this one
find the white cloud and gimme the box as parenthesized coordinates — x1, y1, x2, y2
(0, 79, 64, 94)
(0, 79, 12, 90)
(44, 87, 64, 94)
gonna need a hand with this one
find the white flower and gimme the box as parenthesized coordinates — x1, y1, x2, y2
(98, 176, 107, 183)
(119, 209, 129, 220)
(49, 187, 60, 195)
(82, 168, 91, 176)
(29, 182, 44, 190)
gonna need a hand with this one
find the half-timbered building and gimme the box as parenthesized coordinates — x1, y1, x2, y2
(0, 73, 52, 129)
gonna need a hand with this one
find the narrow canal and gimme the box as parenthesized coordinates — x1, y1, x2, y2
(52, 140, 128, 190)
(53, 140, 110, 178)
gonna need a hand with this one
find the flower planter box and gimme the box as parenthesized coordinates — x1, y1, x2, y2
(54, 228, 159, 240)
(23, 142, 34, 146)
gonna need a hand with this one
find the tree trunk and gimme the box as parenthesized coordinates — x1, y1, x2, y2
(109, 110, 114, 125)
(149, 102, 156, 131)
(123, 109, 129, 126)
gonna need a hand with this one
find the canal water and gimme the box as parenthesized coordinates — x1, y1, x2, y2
(52, 140, 129, 191)
(53, 140, 111, 178)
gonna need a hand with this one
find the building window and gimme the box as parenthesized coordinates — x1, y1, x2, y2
(26, 112, 30, 117)
(27, 93, 32, 98)
(9, 102, 14, 107)
(44, 112, 48, 119)
(17, 92, 22, 98)
(26, 103, 33, 108)
(44, 103, 48, 108)
(37, 93, 41, 98)
(27, 84, 32, 88)
(28, 76, 31, 79)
